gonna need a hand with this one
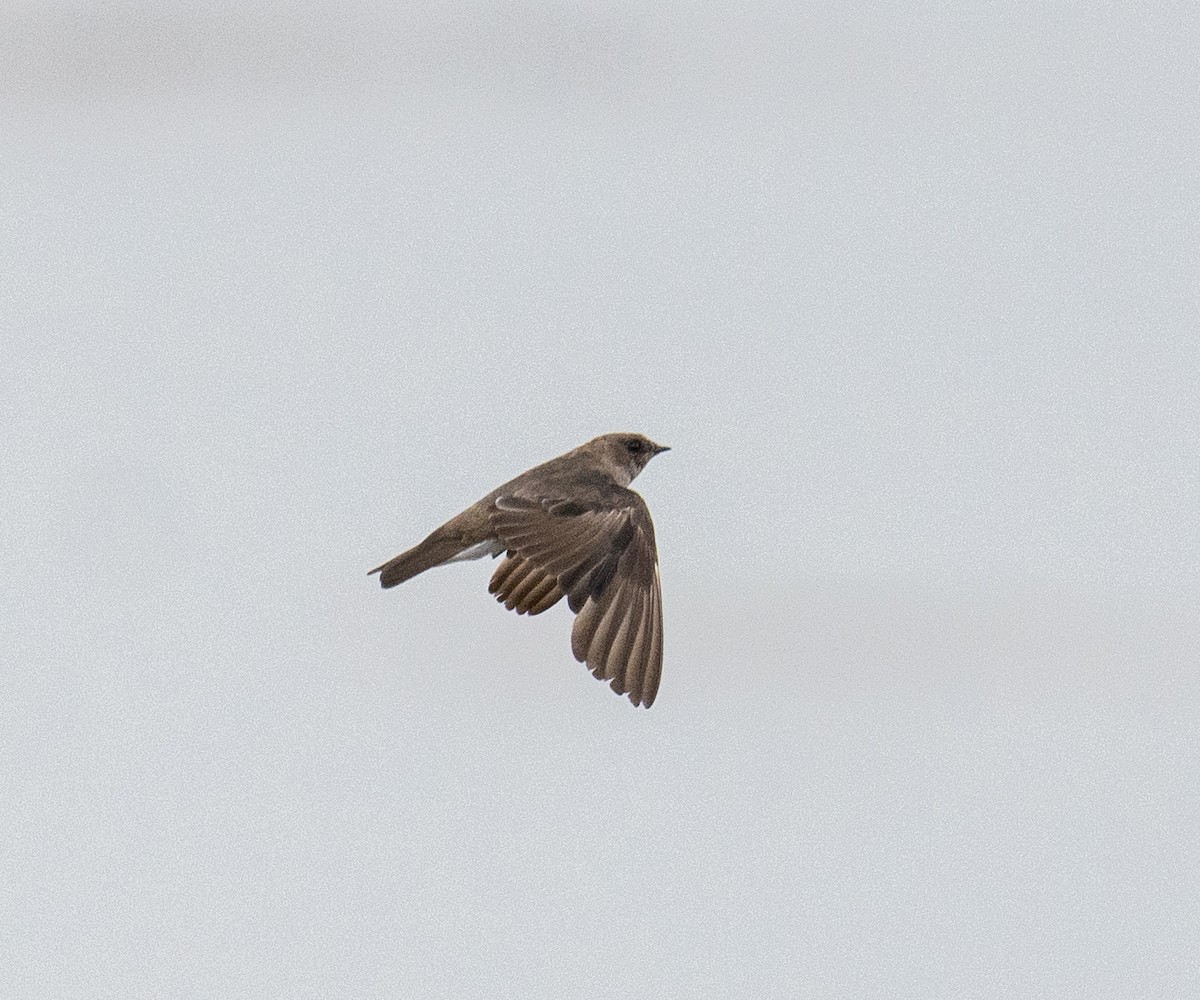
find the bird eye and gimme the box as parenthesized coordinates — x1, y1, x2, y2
(626, 439, 644, 454)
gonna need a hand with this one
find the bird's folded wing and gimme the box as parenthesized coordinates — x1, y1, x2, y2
(487, 492, 663, 707)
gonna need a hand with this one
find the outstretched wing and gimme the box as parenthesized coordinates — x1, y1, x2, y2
(486, 491, 663, 708)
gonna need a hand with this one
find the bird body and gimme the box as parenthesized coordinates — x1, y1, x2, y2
(370, 433, 669, 707)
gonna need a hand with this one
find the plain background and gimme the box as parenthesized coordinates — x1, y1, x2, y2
(3, 2, 1198, 997)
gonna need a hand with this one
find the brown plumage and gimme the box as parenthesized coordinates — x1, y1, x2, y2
(369, 433, 669, 707)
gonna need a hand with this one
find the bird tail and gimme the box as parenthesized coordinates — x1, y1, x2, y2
(369, 530, 500, 589)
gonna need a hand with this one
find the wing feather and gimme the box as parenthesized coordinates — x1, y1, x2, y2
(523, 575, 564, 616)
(621, 587, 651, 703)
(641, 567, 663, 707)
(504, 560, 551, 610)
(489, 489, 662, 707)
(489, 555, 565, 616)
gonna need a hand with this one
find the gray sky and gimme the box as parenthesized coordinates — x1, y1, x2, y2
(3, 3, 1198, 997)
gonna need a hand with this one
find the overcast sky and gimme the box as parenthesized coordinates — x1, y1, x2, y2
(3, 3, 1198, 997)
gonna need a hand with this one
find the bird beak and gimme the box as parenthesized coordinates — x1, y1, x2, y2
(653, 444, 671, 455)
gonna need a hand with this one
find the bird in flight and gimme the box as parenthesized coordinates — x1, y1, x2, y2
(370, 433, 670, 707)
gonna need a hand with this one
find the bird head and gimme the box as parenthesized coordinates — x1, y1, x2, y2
(587, 432, 670, 486)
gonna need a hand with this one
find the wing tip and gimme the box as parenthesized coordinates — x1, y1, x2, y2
(618, 683, 656, 709)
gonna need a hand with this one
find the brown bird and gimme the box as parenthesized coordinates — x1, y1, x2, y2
(370, 433, 670, 707)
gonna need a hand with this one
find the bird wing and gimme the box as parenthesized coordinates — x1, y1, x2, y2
(487, 491, 663, 708)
